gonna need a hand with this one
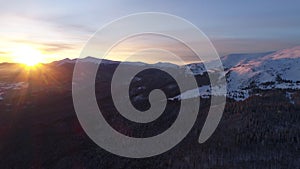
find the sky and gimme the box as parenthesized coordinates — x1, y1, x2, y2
(1, 0, 300, 64)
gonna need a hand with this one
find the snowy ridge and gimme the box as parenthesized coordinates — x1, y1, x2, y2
(168, 85, 227, 101)
(226, 46, 300, 100)
(221, 51, 275, 69)
(171, 46, 300, 101)
(184, 63, 206, 75)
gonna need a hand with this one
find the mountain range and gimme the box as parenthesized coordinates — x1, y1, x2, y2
(0, 46, 299, 169)
(49, 46, 300, 101)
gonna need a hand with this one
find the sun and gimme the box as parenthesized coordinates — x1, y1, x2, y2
(12, 46, 44, 66)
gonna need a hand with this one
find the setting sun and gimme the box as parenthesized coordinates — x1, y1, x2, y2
(12, 46, 44, 66)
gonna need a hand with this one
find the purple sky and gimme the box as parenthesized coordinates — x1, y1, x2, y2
(1, 0, 300, 63)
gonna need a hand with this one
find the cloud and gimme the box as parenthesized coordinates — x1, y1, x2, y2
(0, 51, 9, 55)
(39, 43, 76, 53)
(34, 14, 96, 34)
(211, 38, 300, 56)
(11, 39, 79, 53)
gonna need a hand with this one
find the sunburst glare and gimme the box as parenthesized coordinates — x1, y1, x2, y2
(12, 46, 44, 66)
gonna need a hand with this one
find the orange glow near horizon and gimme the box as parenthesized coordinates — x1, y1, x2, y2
(12, 45, 45, 67)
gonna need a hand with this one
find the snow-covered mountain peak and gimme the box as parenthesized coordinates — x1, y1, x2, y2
(221, 51, 274, 69)
(262, 46, 300, 60)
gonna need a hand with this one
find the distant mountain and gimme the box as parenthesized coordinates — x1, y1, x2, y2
(49, 46, 300, 101)
(52, 56, 178, 68)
